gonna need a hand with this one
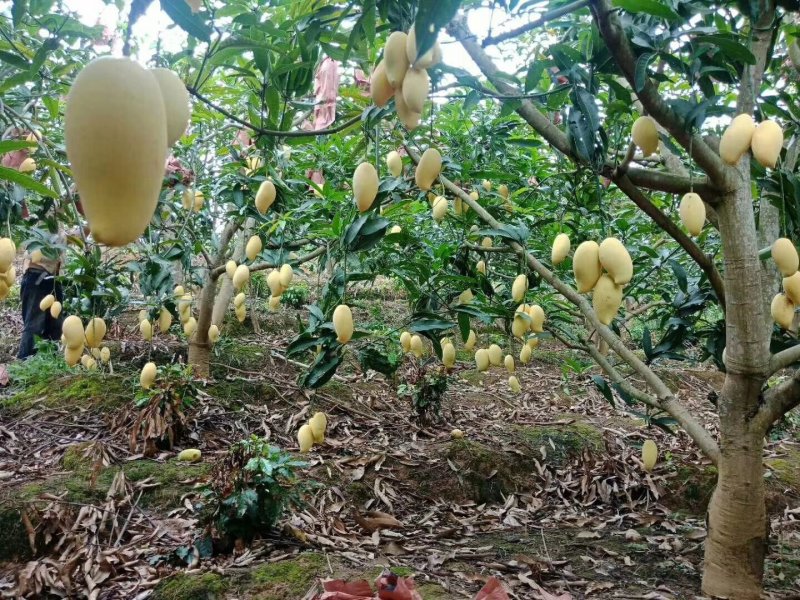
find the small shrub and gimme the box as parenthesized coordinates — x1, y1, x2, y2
(397, 359, 448, 423)
(280, 282, 310, 308)
(130, 363, 197, 457)
(204, 435, 306, 548)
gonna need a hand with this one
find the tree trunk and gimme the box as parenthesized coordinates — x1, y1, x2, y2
(702, 170, 771, 596)
(702, 378, 768, 599)
(212, 223, 249, 327)
(188, 272, 217, 378)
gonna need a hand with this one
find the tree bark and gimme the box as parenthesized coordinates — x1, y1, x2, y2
(702, 378, 768, 599)
(188, 272, 217, 378)
(212, 224, 248, 327)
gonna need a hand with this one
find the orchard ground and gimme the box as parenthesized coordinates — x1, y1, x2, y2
(0, 275, 798, 599)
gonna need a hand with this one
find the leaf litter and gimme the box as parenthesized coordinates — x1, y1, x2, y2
(0, 325, 798, 599)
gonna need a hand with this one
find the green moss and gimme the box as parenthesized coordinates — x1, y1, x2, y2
(417, 583, 449, 598)
(345, 481, 373, 506)
(514, 418, 603, 465)
(249, 553, 325, 599)
(457, 370, 485, 385)
(206, 379, 278, 407)
(446, 439, 518, 503)
(363, 565, 414, 580)
(112, 460, 210, 509)
(152, 573, 228, 600)
(211, 339, 268, 372)
(767, 449, 800, 489)
(663, 465, 717, 514)
(62, 442, 95, 471)
(1, 372, 129, 412)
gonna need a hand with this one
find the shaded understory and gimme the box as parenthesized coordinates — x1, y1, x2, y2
(0, 307, 799, 598)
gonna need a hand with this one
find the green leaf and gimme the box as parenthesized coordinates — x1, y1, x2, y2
(457, 311, 470, 343)
(634, 52, 654, 93)
(0, 166, 57, 197)
(413, 0, 462, 60)
(524, 60, 546, 93)
(0, 140, 37, 153)
(358, 345, 399, 377)
(591, 375, 615, 407)
(612, 0, 679, 21)
(409, 316, 454, 334)
(507, 137, 542, 148)
(0, 50, 30, 70)
(300, 350, 342, 388)
(641, 327, 653, 362)
(159, 0, 211, 41)
(694, 34, 756, 65)
(12, 0, 27, 28)
(344, 213, 389, 251)
(42, 96, 59, 120)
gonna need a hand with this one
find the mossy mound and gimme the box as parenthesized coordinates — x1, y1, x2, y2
(247, 553, 325, 598)
(152, 572, 228, 600)
(662, 464, 718, 515)
(408, 419, 605, 504)
(445, 439, 522, 503)
(513, 418, 603, 466)
(1, 371, 129, 412)
(0, 457, 209, 561)
(210, 339, 270, 374)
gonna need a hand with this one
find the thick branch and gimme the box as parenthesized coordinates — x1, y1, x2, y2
(753, 369, 800, 433)
(768, 345, 800, 375)
(614, 175, 725, 308)
(211, 219, 244, 276)
(589, 0, 730, 187)
(585, 344, 662, 409)
(617, 165, 716, 200)
(210, 245, 326, 279)
(450, 17, 726, 307)
(187, 86, 362, 138)
(407, 145, 720, 463)
(450, 16, 715, 200)
(482, 0, 589, 46)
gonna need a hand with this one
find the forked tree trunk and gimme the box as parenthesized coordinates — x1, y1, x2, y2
(212, 223, 249, 327)
(702, 376, 768, 599)
(188, 272, 218, 378)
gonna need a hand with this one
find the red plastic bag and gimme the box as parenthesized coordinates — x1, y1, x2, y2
(376, 572, 423, 600)
(319, 578, 374, 599)
(474, 577, 510, 600)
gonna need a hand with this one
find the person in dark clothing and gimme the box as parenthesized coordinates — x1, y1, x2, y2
(16, 197, 87, 360)
(17, 267, 64, 359)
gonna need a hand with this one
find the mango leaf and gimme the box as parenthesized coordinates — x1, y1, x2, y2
(160, 0, 211, 41)
(641, 327, 653, 363)
(286, 332, 324, 357)
(0, 166, 57, 197)
(695, 34, 756, 65)
(634, 52, 655, 93)
(344, 213, 389, 251)
(0, 50, 29, 70)
(358, 345, 399, 377)
(457, 311, 470, 343)
(299, 350, 342, 388)
(12, 0, 26, 28)
(591, 375, 615, 407)
(612, 0, 679, 21)
(413, 0, 462, 60)
(0, 140, 37, 153)
(409, 318, 454, 334)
